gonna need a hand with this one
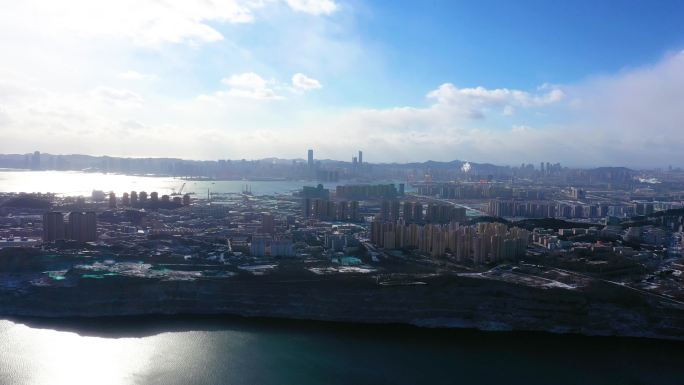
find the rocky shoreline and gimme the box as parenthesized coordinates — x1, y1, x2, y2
(2, 273, 683, 341)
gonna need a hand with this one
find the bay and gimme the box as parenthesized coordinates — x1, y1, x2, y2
(0, 316, 682, 385)
(0, 170, 352, 197)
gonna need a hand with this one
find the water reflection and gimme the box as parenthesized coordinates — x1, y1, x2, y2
(0, 317, 255, 385)
(0, 170, 346, 197)
(3, 319, 156, 385)
(1, 316, 684, 385)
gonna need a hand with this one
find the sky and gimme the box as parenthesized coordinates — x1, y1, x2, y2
(0, 0, 683, 167)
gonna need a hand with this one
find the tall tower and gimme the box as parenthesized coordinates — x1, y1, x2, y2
(358, 150, 363, 165)
(31, 151, 41, 170)
(307, 149, 314, 168)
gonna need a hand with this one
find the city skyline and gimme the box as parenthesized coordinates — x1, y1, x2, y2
(2, 148, 673, 172)
(1, 1, 684, 167)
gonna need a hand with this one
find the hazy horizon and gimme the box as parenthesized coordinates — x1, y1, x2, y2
(0, 150, 673, 170)
(1, 1, 683, 167)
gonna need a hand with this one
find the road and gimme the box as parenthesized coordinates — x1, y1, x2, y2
(407, 193, 487, 216)
(519, 262, 684, 307)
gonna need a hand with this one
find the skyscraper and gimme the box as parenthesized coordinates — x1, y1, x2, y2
(31, 151, 41, 170)
(358, 150, 363, 165)
(307, 149, 314, 168)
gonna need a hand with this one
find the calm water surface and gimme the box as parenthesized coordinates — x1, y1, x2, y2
(0, 170, 346, 197)
(0, 316, 682, 385)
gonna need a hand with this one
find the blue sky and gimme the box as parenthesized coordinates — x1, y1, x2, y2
(194, 0, 684, 107)
(364, 1, 684, 94)
(0, 0, 683, 167)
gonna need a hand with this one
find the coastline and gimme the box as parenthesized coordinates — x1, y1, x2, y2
(6, 312, 684, 346)
(3, 273, 683, 342)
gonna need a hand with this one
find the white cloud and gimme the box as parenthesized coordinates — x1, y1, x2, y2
(239, 51, 678, 167)
(285, 0, 338, 15)
(5, 49, 684, 167)
(0, 0, 341, 49)
(118, 71, 155, 80)
(0, 1, 261, 47)
(212, 72, 322, 100)
(92, 87, 144, 106)
(291, 73, 322, 90)
(426, 83, 564, 118)
(119, 119, 147, 131)
(511, 124, 531, 133)
(214, 72, 282, 100)
(222, 72, 269, 89)
(224, 88, 282, 100)
(554, 49, 684, 166)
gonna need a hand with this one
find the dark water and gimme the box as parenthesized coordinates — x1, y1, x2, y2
(1, 316, 682, 385)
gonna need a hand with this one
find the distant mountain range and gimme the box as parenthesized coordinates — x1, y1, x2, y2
(0, 152, 645, 183)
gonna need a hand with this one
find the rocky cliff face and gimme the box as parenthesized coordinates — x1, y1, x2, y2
(2, 274, 683, 341)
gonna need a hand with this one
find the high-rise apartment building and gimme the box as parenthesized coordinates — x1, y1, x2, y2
(42, 212, 65, 242)
(31, 151, 41, 170)
(67, 211, 97, 242)
(369, 220, 529, 264)
(108, 192, 116, 208)
(261, 213, 275, 234)
(390, 200, 401, 221)
(337, 201, 349, 221)
(350, 201, 359, 222)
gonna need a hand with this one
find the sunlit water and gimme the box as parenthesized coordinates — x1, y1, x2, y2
(0, 170, 350, 197)
(1, 317, 682, 385)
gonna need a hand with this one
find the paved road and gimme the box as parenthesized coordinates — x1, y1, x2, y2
(518, 262, 684, 307)
(407, 193, 487, 216)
